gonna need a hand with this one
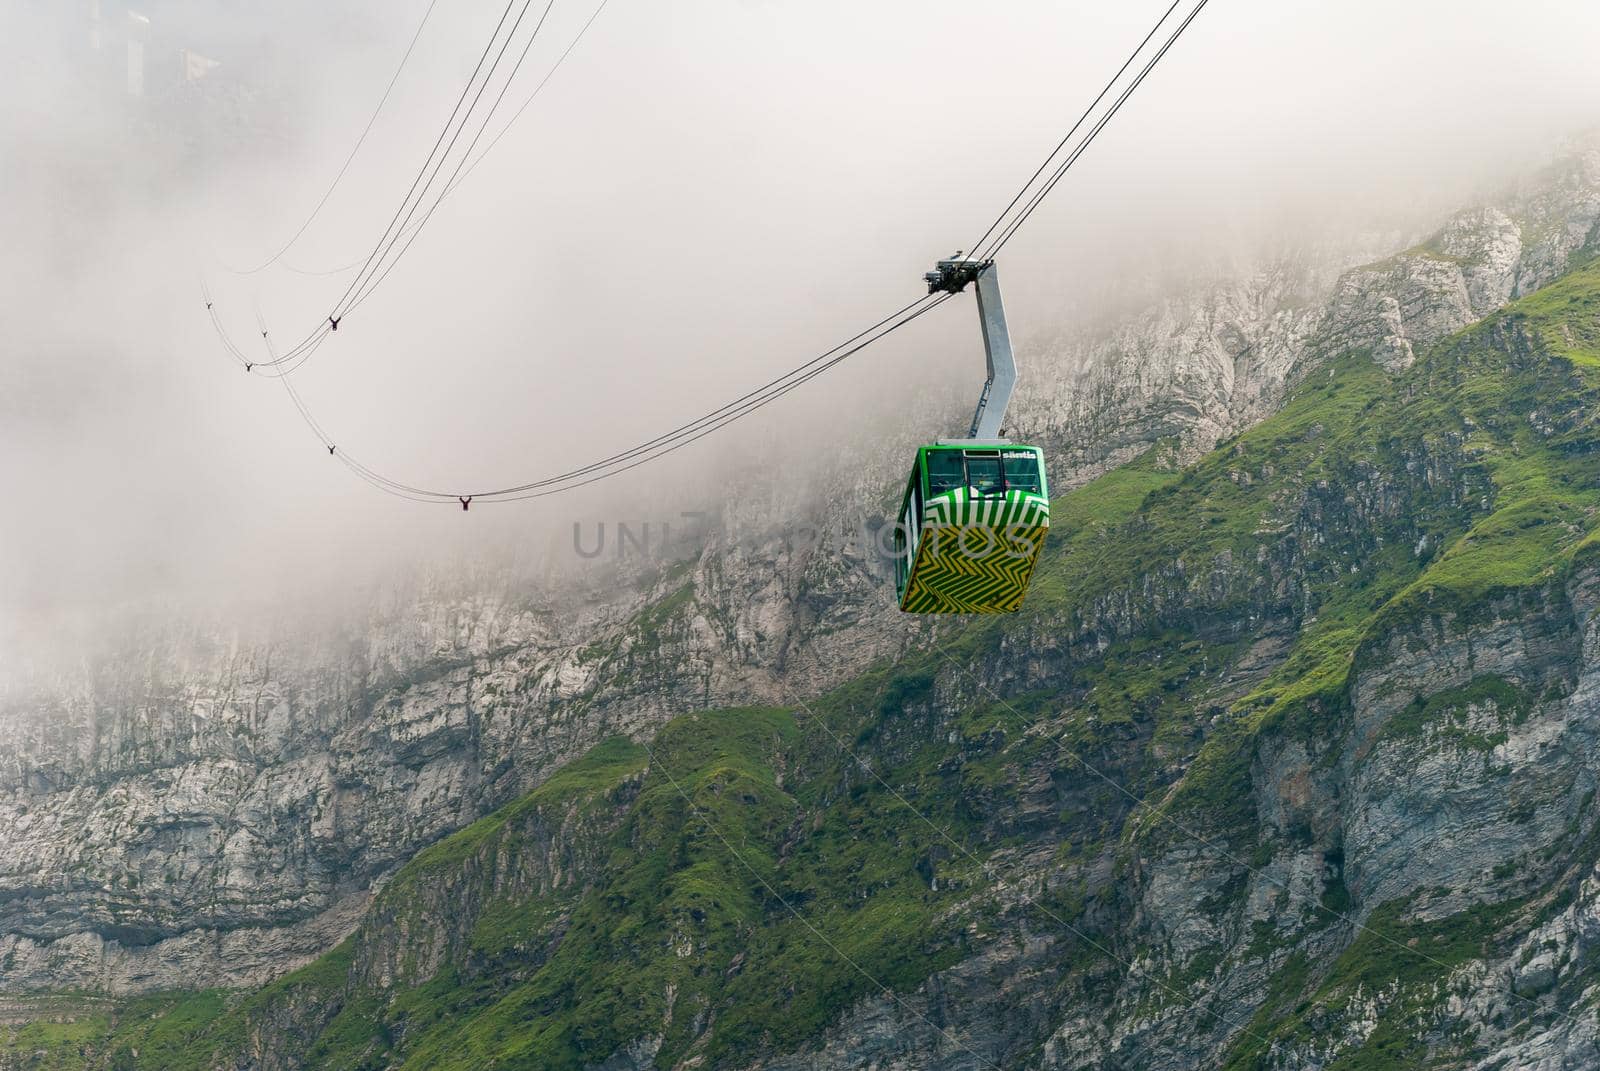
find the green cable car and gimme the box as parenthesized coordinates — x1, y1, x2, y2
(895, 443, 1049, 613)
(895, 256, 1050, 614)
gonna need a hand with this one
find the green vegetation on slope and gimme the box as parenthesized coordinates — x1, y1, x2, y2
(1156, 261, 1600, 835)
(50, 711, 982, 1070)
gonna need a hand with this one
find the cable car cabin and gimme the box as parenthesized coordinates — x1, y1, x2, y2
(894, 443, 1050, 614)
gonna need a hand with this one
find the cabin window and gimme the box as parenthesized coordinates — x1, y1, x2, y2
(1003, 453, 1042, 492)
(967, 454, 1006, 496)
(897, 473, 922, 591)
(894, 517, 908, 588)
(925, 451, 965, 496)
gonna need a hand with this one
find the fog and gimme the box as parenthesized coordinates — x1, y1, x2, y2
(5, 0, 1600, 658)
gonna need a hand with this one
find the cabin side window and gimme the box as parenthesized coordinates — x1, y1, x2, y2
(925, 451, 965, 496)
(900, 483, 921, 579)
(1003, 452, 1042, 493)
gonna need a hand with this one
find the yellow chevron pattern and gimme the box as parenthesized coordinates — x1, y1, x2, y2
(899, 521, 1048, 614)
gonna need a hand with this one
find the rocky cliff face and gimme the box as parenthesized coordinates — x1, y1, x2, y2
(0, 532, 915, 993)
(6, 149, 1600, 1070)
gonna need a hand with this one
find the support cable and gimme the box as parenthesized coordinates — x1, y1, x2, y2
(221, 0, 441, 276)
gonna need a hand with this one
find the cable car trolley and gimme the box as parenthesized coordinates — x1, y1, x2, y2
(895, 256, 1049, 614)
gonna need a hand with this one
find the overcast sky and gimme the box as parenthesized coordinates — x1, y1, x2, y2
(4, 0, 1600, 654)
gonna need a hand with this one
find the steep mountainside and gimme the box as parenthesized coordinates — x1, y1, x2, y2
(14, 234, 1600, 1071)
(7, 151, 1600, 1069)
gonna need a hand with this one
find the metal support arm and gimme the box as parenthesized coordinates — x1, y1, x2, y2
(924, 254, 1017, 440)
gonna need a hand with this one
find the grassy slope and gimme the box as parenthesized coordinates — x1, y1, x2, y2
(18, 258, 1600, 1069)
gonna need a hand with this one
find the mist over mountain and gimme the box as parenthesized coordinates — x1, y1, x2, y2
(8, 0, 1600, 639)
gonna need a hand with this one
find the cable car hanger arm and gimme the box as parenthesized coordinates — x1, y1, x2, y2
(924, 254, 1016, 441)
